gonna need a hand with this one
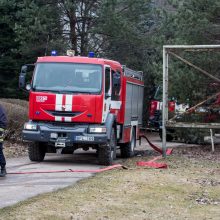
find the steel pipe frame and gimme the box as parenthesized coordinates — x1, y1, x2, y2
(162, 45, 220, 157)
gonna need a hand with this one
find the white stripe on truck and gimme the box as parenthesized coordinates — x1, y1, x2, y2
(65, 95, 72, 111)
(64, 117, 72, 122)
(55, 94, 73, 122)
(55, 116, 62, 121)
(55, 94, 63, 111)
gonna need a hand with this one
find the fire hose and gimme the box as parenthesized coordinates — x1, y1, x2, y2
(8, 134, 172, 175)
(136, 134, 173, 169)
(8, 164, 123, 175)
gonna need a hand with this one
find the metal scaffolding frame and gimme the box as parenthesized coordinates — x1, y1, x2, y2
(162, 45, 220, 157)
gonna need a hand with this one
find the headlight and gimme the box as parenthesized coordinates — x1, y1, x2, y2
(89, 127, 107, 133)
(24, 123, 38, 130)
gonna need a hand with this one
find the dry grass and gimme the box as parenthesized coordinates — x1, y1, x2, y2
(0, 146, 219, 220)
(0, 99, 28, 142)
(0, 98, 28, 108)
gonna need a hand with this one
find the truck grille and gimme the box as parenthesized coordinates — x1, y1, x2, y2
(46, 110, 81, 117)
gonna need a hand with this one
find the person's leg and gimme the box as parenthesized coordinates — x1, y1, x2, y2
(0, 142, 6, 177)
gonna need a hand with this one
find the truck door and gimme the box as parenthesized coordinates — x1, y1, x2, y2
(102, 66, 111, 123)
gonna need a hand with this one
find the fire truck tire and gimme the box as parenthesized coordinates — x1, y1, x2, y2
(98, 127, 116, 165)
(120, 127, 136, 158)
(28, 142, 46, 162)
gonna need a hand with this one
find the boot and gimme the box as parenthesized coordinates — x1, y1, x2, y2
(0, 166, 7, 177)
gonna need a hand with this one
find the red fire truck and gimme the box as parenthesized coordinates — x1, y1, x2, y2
(19, 52, 144, 165)
(148, 86, 176, 130)
(148, 86, 189, 130)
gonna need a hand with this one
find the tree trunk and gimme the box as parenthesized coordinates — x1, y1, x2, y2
(69, 12, 78, 54)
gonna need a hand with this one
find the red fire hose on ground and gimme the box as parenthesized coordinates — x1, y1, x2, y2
(8, 134, 172, 175)
(8, 164, 123, 175)
(136, 134, 173, 169)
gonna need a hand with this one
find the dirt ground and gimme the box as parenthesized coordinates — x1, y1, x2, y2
(0, 145, 219, 220)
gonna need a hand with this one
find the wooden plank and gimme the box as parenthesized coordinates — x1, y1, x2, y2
(164, 45, 220, 49)
(166, 122, 220, 129)
(169, 51, 220, 83)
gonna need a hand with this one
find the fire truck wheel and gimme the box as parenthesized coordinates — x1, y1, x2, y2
(28, 142, 46, 162)
(98, 127, 116, 165)
(120, 127, 136, 158)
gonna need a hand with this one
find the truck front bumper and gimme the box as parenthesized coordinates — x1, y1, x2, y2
(22, 121, 108, 146)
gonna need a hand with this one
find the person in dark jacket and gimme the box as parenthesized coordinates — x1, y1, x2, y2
(0, 104, 7, 177)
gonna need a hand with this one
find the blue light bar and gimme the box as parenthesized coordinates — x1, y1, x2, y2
(88, 52, 95, 58)
(51, 50, 57, 56)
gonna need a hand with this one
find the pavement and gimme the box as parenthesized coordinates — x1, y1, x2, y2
(0, 151, 101, 208)
(0, 132, 187, 209)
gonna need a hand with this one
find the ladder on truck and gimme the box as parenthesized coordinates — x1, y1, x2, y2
(122, 65, 143, 81)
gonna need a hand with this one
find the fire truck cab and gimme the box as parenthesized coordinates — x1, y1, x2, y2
(19, 52, 144, 165)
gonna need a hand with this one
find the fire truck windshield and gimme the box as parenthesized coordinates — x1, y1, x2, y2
(32, 63, 102, 94)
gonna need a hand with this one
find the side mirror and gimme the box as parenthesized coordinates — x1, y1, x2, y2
(19, 65, 28, 89)
(19, 64, 34, 90)
(19, 73, 26, 89)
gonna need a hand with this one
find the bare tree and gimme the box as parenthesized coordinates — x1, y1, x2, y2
(58, 0, 101, 55)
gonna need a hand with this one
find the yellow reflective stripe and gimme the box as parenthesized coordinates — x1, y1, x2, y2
(0, 128, 5, 142)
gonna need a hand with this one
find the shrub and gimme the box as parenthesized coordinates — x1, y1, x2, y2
(0, 99, 28, 141)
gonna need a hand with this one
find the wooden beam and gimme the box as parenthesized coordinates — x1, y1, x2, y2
(164, 45, 220, 49)
(168, 51, 220, 83)
(166, 122, 220, 129)
(169, 91, 220, 122)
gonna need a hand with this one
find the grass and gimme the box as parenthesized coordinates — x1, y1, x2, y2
(0, 98, 28, 108)
(0, 146, 219, 220)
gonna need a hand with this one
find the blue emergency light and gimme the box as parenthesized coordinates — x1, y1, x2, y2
(51, 50, 57, 56)
(88, 52, 95, 58)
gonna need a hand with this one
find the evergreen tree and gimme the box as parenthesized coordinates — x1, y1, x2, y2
(94, 0, 157, 123)
(0, 0, 219, 106)
(146, 0, 220, 104)
(15, 0, 66, 60)
(0, 0, 65, 98)
(168, 0, 220, 104)
(95, 0, 153, 67)
(0, 0, 22, 97)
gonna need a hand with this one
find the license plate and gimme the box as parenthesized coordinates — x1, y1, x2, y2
(75, 136, 94, 141)
(55, 142, 66, 148)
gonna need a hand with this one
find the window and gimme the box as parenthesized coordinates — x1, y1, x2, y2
(112, 70, 121, 100)
(105, 67, 111, 94)
(32, 63, 102, 94)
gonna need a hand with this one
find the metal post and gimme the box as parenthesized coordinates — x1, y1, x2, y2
(162, 47, 169, 157)
(161, 45, 220, 156)
(210, 129, 215, 152)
